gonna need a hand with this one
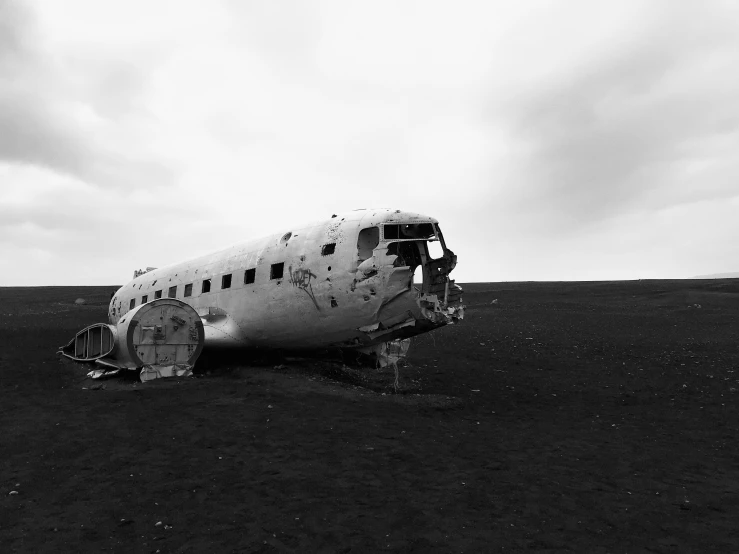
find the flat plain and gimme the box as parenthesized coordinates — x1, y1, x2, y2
(1, 280, 738, 553)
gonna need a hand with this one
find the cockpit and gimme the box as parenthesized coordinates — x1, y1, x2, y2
(354, 219, 460, 309)
(382, 222, 449, 270)
(349, 212, 464, 353)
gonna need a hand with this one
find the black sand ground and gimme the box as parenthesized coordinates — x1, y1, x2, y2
(1, 280, 738, 552)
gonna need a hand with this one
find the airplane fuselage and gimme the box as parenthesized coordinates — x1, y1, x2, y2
(108, 209, 464, 352)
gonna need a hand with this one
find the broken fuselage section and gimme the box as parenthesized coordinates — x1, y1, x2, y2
(349, 215, 464, 356)
(60, 298, 205, 381)
(108, 209, 464, 363)
(63, 209, 463, 378)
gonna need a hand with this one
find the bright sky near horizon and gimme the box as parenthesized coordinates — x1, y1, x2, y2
(1, 0, 738, 286)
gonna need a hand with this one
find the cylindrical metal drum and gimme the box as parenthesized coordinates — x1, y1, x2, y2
(114, 298, 204, 370)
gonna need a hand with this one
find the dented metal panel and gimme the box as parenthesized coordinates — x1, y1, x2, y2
(99, 209, 464, 368)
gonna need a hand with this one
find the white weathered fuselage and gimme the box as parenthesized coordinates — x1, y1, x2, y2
(108, 209, 463, 351)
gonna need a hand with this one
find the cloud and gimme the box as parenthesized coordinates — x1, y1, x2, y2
(0, 0, 89, 175)
(1, 0, 738, 284)
(0, 0, 178, 189)
(496, 1, 739, 230)
(0, 0, 30, 65)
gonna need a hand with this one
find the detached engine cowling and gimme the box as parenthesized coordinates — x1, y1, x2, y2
(60, 298, 204, 382)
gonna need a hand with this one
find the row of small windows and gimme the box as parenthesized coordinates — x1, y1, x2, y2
(127, 262, 288, 310)
(152, 286, 177, 300)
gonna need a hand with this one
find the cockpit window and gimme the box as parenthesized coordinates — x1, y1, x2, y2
(384, 223, 437, 240)
(426, 238, 445, 261)
(357, 226, 380, 262)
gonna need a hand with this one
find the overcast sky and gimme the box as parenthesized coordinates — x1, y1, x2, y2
(1, 0, 738, 286)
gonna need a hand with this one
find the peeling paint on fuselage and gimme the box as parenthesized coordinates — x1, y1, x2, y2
(109, 209, 464, 351)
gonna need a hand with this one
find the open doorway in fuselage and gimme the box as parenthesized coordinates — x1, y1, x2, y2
(385, 240, 425, 291)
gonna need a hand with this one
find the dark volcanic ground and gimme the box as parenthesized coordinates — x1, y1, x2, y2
(1, 281, 739, 553)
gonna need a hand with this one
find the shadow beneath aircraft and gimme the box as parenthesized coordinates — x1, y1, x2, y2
(193, 347, 419, 394)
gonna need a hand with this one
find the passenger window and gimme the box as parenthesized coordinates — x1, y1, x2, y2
(154, 290, 162, 299)
(322, 243, 336, 256)
(244, 268, 255, 284)
(202, 279, 211, 293)
(184, 283, 193, 297)
(168, 286, 177, 298)
(270, 262, 284, 279)
(141, 295, 148, 304)
(222, 274, 232, 289)
(129, 299, 135, 310)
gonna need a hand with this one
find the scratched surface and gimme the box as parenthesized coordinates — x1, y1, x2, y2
(107, 209, 461, 351)
(1, 281, 739, 552)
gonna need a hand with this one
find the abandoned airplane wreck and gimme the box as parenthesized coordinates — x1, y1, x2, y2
(60, 209, 464, 380)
